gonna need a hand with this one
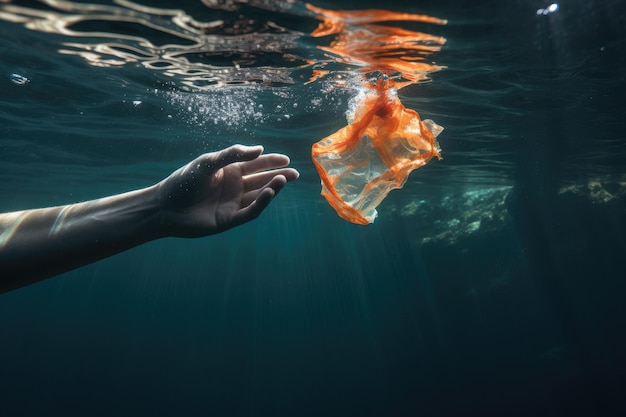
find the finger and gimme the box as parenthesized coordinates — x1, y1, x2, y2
(231, 187, 276, 227)
(238, 153, 292, 176)
(241, 175, 288, 206)
(242, 168, 298, 192)
(197, 144, 264, 174)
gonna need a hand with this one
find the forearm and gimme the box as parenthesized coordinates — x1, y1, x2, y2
(0, 185, 163, 293)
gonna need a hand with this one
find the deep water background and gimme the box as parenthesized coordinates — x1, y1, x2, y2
(1, 0, 625, 416)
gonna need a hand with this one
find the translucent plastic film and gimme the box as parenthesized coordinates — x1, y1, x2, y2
(312, 78, 443, 224)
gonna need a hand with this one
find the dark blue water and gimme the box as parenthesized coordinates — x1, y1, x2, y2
(1, 0, 625, 415)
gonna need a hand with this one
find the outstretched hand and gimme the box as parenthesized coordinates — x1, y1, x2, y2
(155, 144, 299, 237)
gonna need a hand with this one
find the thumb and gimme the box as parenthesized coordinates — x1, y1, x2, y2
(198, 144, 264, 174)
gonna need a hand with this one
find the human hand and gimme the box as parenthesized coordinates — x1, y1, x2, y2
(154, 144, 299, 237)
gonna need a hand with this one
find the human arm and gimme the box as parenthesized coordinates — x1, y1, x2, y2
(0, 144, 299, 293)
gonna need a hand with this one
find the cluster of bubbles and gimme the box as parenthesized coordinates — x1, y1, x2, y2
(155, 68, 360, 132)
(164, 87, 266, 131)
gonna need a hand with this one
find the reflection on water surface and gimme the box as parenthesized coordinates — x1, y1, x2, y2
(0, 0, 446, 90)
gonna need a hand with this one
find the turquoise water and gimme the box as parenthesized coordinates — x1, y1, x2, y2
(1, 0, 625, 415)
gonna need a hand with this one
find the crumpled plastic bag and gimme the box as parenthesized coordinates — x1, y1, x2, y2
(312, 78, 443, 224)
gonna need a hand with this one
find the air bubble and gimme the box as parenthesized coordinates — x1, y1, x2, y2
(537, 3, 559, 15)
(9, 73, 29, 85)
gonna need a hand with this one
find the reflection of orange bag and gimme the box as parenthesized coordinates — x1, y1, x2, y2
(312, 78, 443, 224)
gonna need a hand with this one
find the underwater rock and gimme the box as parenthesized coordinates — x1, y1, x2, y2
(386, 176, 626, 248)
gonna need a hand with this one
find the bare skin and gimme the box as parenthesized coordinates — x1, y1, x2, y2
(0, 144, 299, 293)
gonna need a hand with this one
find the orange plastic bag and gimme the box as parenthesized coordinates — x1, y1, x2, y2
(312, 77, 443, 224)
